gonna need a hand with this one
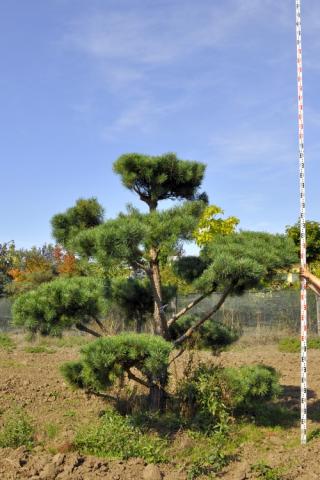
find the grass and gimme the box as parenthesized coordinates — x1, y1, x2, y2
(24, 345, 56, 354)
(0, 333, 16, 351)
(74, 409, 167, 463)
(0, 409, 34, 448)
(278, 336, 320, 353)
(44, 422, 60, 440)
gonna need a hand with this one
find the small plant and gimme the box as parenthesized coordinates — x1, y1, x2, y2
(251, 462, 284, 480)
(0, 408, 34, 448)
(0, 334, 15, 351)
(177, 364, 230, 431)
(74, 409, 167, 463)
(185, 431, 230, 479)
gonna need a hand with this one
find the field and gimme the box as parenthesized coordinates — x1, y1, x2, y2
(0, 332, 320, 479)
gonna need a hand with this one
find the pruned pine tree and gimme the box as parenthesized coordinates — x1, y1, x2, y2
(12, 156, 298, 411)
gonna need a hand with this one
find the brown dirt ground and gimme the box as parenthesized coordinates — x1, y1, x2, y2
(0, 334, 320, 479)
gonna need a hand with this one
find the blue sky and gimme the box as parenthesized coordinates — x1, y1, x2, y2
(1, 0, 320, 249)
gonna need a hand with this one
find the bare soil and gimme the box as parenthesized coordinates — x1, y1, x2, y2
(0, 334, 320, 479)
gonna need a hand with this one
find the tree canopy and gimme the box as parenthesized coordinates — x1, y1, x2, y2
(286, 220, 320, 263)
(12, 276, 107, 337)
(113, 153, 206, 210)
(51, 197, 104, 248)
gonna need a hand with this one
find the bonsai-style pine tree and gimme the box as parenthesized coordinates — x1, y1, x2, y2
(12, 155, 298, 410)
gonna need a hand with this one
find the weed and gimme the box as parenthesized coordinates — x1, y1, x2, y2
(251, 462, 284, 479)
(0, 334, 15, 351)
(75, 409, 167, 463)
(44, 423, 60, 440)
(0, 409, 34, 448)
(181, 431, 230, 479)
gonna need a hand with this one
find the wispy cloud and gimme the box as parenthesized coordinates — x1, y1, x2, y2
(65, 1, 261, 66)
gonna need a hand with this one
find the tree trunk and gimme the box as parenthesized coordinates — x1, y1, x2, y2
(149, 248, 169, 338)
(147, 370, 168, 412)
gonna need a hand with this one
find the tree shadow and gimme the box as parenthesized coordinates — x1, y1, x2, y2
(95, 384, 320, 436)
(244, 384, 318, 428)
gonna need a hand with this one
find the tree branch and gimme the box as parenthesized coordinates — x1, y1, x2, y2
(174, 284, 234, 346)
(93, 317, 107, 333)
(167, 289, 214, 327)
(169, 347, 186, 366)
(126, 369, 151, 389)
(75, 322, 101, 338)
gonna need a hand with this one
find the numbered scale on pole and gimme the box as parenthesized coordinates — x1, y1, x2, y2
(295, 0, 307, 445)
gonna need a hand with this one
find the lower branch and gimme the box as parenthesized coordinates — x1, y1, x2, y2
(169, 347, 186, 366)
(174, 284, 234, 346)
(93, 317, 107, 333)
(75, 322, 101, 338)
(126, 369, 151, 389)
(168, 289, 214, 327)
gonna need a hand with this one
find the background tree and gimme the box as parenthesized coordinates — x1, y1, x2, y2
(6, 245, 80, 296)
(194, 205, 239, 247)
(286, 220, 320, 263)
(0, 242, 18, 295)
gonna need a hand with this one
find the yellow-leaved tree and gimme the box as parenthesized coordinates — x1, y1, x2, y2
(194, 205, 239, 247)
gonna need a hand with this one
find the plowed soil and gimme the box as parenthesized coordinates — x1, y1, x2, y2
(0, 334, 320, 479)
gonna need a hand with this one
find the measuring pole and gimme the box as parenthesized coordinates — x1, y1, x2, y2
(295, 0, 307, 445)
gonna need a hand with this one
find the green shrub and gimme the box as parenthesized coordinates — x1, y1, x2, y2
(170, 315, 239, 351)
(178, 364, 281, 429)
(278, 337, 320, 353)
(0, 409, 34, 448)
(61, 333, 173, 393)
(224, 365, 282, 412)
(278, 337, 299, 353)
(74, 409, 167, 463)
(0, 334, 15, 351)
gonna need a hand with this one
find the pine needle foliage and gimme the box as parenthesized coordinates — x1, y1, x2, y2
(196, 231, 297, 295)
(224, 365, 282, 411)
(61, 333, 173, 393)
(12, 276, 106, 336)
(51, 197, 104, 248)
(113, 153, 206, 210)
